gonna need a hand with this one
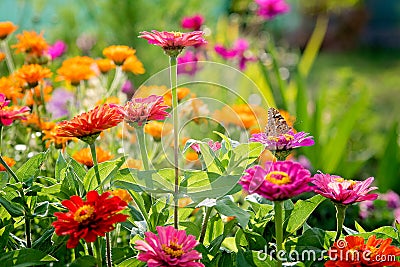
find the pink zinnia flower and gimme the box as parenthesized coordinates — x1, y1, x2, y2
(135, 225, 204, 267)
(250, 129, 314, 151)
(254, 0, 290, 20)
(214, 39, 256, 70)
(178, 51, 200, 76)
(0, 93, 30, 126)
(138, 30, 207, 57)
(190, 140, 222, 154)
(48, 40, 67, 60)
(124, 95, 169, 127)
(240, 161, 313, 201)
(181, 14, 205, 31)
(395, 208, 400, 224)
(312, 172, 378, 205)
(381, 190, 400, 209)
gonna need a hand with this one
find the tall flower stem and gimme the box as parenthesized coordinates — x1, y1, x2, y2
(106, 233, 112, 267)
(25, 214, 31, 248)
(1, 40, 15, 73)
(94, 238, 102, 267)
(89, 142, 102, 192)
(169, 56, 180, 229)
(199, 207, 212, 244)
(107, 66, 123, 98)
(274, 201, 284, 267)
(334, 203, 347, 241)
(135, 126, 150, 170)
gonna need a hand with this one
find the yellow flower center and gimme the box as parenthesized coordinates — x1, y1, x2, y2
(267, 134, 293, 142)
(171, 31, 183, 37)
(265, 171, 291, 185)
(162, 240, 184, 258)
(74, 205, 95, 223)
(334, 178, 357, 189)
(367, 246, 379, 256)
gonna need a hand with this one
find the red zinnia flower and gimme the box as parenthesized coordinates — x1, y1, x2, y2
(312, 172, 378, 205)
(135, 225, 204, 267)
(124, 95, 169, 127)
(325, 235, 400, 266)
(0, 93, 30, 126)
(52, 191, 129, 249)
(139, 30, 207, 57)
(56, 104, 125, 144)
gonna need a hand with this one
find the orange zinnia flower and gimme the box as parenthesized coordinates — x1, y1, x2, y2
(0, 156, 16, 171)
(121, 158, 142, 170)
(326, 235, 400, 266)
(24, 84, 53, 106)
(110, 189, 133, 204)
(95, 96, 120, 106)
(121, 55, 145, 75)
(42, 123, 76, 149)
(95, 58, 115, 74)
(103, 45, 136, 65)
(56, 104, 125, 144)
(144, 121, 173, 141)
(15, 64, 52, 88)
(57, 56, 96, 86)
(213, 104, 267, 130)
(72, 147, 113, 167)
(12, 30, 49, 57)
(0, 21, 18, 40)
(163, 87, 190, 106)
(0, 76, 24, 103)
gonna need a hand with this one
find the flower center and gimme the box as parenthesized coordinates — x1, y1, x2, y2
(171, 31, 183, 37)
(265, 171, 291, 185)
(74, 205, 95, 223)
(162, 241, 184, 258)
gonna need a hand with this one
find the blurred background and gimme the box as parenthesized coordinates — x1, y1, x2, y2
(1, 0, 399, 230)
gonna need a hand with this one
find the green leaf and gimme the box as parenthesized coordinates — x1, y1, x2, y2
(200, 142, 224, 174)
(286, 195, 326, 235)
(84, 157, 125, 191)
(354, 221, 366, 233)
(215, 196, 250, 228)
(0, 224, 13, 250)
(15, 152, 47, 182)
(227, 143, 264, 175)
(69, 256, 97, 267)
(33, 201, 49, 217)
(0, 171, 9, 189)
(55, 151, 67, 181)
(0, 248, 57, 267)
(0, 196, 24, 217)
(116, 257, 146, 267)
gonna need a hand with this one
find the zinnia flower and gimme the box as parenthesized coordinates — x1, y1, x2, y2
(121, 55, 145, 75)
(254, 0, 290, 20)
(0, 76, 24, 103)
(239, 161, 312, 201)
(0, 156, 16, 171)
(42, 125, 76, 149)
(139, 30, 207, 57)
(124, 95, 169, 127)
(144, 121, 173, 141)
(110, 189, 133, 204)
(181, 14, 205, 31)
(14, 64, 52, 88)
(250, 129, 315, 151)
(48, 40, 67, 60)
(103, 45, 136, 65)
(57, 56, 96, 86)
(72, 147, 113, 167)
(163, 87, 190, 106)
(0, 21, 18, 40)
(0, 93, 30, 126)
(135, 225, 204, 267)
(177, 51, 200, 76)
(312, 172, 378, 205)
(52, 190, 129, 249)
(190, 140, 221, 154)
(12, 30, 49, 57)
(56, 104, 125, 144)
(325, 235, 400, 266)
(214, 38, 256, 70)
(95, 58, 115, 74)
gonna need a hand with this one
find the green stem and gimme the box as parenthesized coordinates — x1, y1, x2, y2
(24, 214, 31, 248)
(94, 238, 102, 267)
(274, 201, 284, 267)
(106, 232, 112, 267)
(334, 203, 347, 241)
(107, 66, 123, 98)
(1, 40, 15, 73)
(89, 142, 102, 193)
(170, 56, 180, 229)
(199, 207, 212, 244)
(135, 126, 150, 170)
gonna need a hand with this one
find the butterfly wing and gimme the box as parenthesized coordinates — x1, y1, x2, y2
(265, 107, 290, 136)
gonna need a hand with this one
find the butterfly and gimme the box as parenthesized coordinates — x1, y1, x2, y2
(265, 107, 291, 137)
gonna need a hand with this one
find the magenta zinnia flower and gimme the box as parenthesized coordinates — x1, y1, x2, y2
(254, 0, 290, 20)
(178, 51, 200, 76)
(48, 40, 67, 60)
(190, 140, 222, 154)
(124, 95, 169, 127)
(312, 172, 378, 205)
(135, 226, 204, 267)
(138, 30, 207, 57)
(214, 39, 256, 70)
(250, 129, 314, 151)
(181, 14, 205, 31)
(0, 93, 30, 126)
(240, 161, 313, 201)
